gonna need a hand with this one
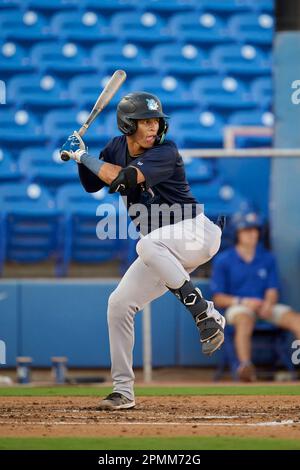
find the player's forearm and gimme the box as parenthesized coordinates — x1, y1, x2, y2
(98, 162, 123, 185)
(79, 153, 122, 185)
(213, 293, 241, 309)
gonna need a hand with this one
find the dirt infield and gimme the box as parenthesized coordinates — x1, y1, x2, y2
(1, 395, 300, 440)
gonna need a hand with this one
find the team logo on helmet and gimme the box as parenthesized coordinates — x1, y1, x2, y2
(146, 98, 159, 111)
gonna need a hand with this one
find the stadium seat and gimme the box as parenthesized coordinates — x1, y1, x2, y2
(110, 12, 171, 46)
(129, 75, 195, 110)
(7, 74, 71, 109)
(0, 1, 19, 9)
(50, 11, 113, 44)
(169, 12, 229, 44)
(69, 74, 129, 109)
(0, 148, 21, 182)
(210, 44, 271, 76)
(0, 108, 45, 146)
(19, 147, 78, 190)
(23, 0, 78, 12)
(228, 110, 273, 147)
(228, 13, 274, 45)
(196, 0, 255, 13)
(30, 42, 95, 76)
(0, 183, 60, 274)
(43, 109, 112, 146)
(0, 42, 33, 76)
(152, 43, 214, 77)
(138, 0, 197, 16)
(182, 156, 215, 183)
(251, 76, 272, 109)
(190, 178, 251, 219)
(191, 75, 255, 111)
(91, 42, 155, 76)
(171, 110, 224, 148)
(56, 184, 127, 275)
(81, 0, 136, 14)
(0, 10, 51, 43)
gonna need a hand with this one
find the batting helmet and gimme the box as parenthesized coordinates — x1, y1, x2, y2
(117, 92, 169, 143)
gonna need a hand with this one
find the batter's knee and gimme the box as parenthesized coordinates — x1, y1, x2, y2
(108, 289, 137, 325)
(136, 237, 160, 266)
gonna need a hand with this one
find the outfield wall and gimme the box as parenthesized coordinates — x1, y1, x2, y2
(0, 279, 221, 368)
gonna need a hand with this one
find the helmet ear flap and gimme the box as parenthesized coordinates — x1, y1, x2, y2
(156, 118, 169, 144)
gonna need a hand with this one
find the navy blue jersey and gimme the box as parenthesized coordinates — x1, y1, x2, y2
(78, 135, 200, 234)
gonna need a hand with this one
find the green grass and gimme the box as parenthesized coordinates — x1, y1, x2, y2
(0, 436, 299, 450)
(0, 384, 299, 397)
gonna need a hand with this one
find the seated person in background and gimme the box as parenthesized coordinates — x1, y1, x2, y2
(211, 211, 300, 382)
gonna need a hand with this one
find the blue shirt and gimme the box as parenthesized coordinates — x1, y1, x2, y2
(78, 136, 200, 234)
(210, 244, 280, 300)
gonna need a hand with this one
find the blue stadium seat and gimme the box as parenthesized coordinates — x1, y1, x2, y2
(43, 109, 111, 146)
(228, 13, 273, 45)
(138, 0, 197, 16)
(19, 147, 78, 190)
(228, 110, 273, 147)
(152, 43, 213, 77)
(169, 12, 228, 44)
(23, 0, 78, 12)
(0, 42, 33, 76)
(0, 108, 45, 146)
(251, 76, 272, 109)
(7, 74, 71, 109)
(0, 148, 21, 182)
(182, 156, 214, 183)
(56, 184, 127, 275)
(30, 42, 95, 76)
(81, 0, 136, 14)
(129, 75, 195, 110)
(250, 0, 274, 13)
(69, 74, 129, 109)
(91, 42, 154, 76)
(0, 183, 60, 274)
(190, 179, 251, 219)
(50, 11, 113, 44)
(171, 110, 224, 148)
(110, 12, 171, 46)
(0, 10, 51, 43)
(191, 75, 255, 111)
(196, 0, 255, 13)
(0, 1, 19, 9)
(210, 44, 271, 76)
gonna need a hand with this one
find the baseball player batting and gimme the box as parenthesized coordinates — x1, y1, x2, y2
(60, 92, 226, 410)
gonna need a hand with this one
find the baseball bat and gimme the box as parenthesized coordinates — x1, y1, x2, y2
(60, 69, 127, 161)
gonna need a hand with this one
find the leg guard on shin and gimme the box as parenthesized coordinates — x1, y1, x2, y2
(169, 280, 225, 356)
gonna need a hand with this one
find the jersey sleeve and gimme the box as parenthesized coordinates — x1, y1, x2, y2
(77, 140, 113, 193)
(266, 254, 280, 290)
(210, 254, 229, 295)
(128, 141, 177, 188)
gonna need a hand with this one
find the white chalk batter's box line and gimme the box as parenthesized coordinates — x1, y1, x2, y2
(0, 420, 298, 427)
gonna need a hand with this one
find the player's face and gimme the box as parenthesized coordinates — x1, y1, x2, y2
(237, 227, 260, 247)
(135, 118, 160, 148)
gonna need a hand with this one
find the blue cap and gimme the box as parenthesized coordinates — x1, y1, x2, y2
(232, 211, 262, 232)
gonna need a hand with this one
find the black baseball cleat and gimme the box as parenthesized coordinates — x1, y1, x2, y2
(98, 392, 135, 410)
(195, 298, 226, 356)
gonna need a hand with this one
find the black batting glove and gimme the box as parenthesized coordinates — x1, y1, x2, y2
(109, 167, 138, 194)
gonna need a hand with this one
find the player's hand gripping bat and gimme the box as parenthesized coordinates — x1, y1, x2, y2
(60, 69, 127, 161)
